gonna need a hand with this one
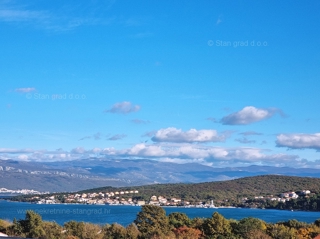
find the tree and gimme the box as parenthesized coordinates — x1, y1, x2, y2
(315, 219, 320, 227)
(313, 202, 318, 211)
(81, 223, 103, 239)
(202, 212, 232, 238)
(267, 224, 297, 239)
(168, 212, 191, 229)
(0, 219, 11, 234)
(245, 229, 272, 239)
(126, 223, 140, 239)
(64, 221, 85, 238)
(103, 223, 126, 239)
(41, 221, 64, 239)
(173, 226, 202, 239)
(134, 205, 169, 238)
(283, 219, 308, 229)
(7, 218, 24, 237)
(64, 221, 102, 239)
(19, 210, 45, 238)
(233, 217, 267, 238)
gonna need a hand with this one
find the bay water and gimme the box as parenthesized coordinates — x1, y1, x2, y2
(1, 200, 319, 226)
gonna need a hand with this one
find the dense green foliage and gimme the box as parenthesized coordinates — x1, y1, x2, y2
(2, 206, 320, 238)
(14, 175, 320, 200)
(134, 205, 170, 238)
(78, 175, 320, 202)
(245, 193, 320, 211)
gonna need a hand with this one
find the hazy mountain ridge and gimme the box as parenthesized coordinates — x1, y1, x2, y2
(1, 159, 320, 192)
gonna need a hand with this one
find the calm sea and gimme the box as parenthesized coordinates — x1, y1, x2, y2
(1, 200, 319, 226)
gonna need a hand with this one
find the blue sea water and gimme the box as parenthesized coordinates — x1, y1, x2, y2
(0, 200, 319, 226)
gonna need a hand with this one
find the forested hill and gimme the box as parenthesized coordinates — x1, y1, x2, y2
(80, 175, 320, 201)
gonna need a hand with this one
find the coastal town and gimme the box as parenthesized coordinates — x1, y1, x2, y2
(16, 188, 312, 209)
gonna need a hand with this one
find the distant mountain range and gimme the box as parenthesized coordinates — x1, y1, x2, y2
(1, 158, 320, 192)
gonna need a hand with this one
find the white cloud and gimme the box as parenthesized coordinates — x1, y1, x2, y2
(221, 106, 280, 125)
(17, 154, 29, 161)
(105, 101, 140, 114)
(276, 133, 320, 151)
(91, 148, 102, 153)
(14, 87, 36, 93)
(125, 143, 166, 157)
(151, 127, 228, 143)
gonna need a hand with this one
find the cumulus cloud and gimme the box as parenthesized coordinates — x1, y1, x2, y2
(91, 148, 102, 153)
(221, 106, 281, 125)
(105, 101, 140, 114)
(276, 133, 320, 151)
(14, 87, 36, 93)
(108, 134, 127, 141)
(151, 127, 228, 143)
(17, 154, 29, 161)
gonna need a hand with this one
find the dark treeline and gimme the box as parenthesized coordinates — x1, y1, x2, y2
(1, 205, 320, 239)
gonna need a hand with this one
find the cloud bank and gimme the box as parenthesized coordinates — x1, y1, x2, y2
(1, 144, 314, 168)
(276, 133, 320, 151)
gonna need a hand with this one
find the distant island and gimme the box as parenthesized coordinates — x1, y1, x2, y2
(9, 175, 320, 212)
(0, 187, 48, 195)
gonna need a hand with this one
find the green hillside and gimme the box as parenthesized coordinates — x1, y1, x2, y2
(79, 175, 320, 201)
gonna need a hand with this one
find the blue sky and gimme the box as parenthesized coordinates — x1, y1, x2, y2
(1, 0, 320, 167)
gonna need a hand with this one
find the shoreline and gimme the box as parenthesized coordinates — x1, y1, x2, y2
(3, 199, 320, 213)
